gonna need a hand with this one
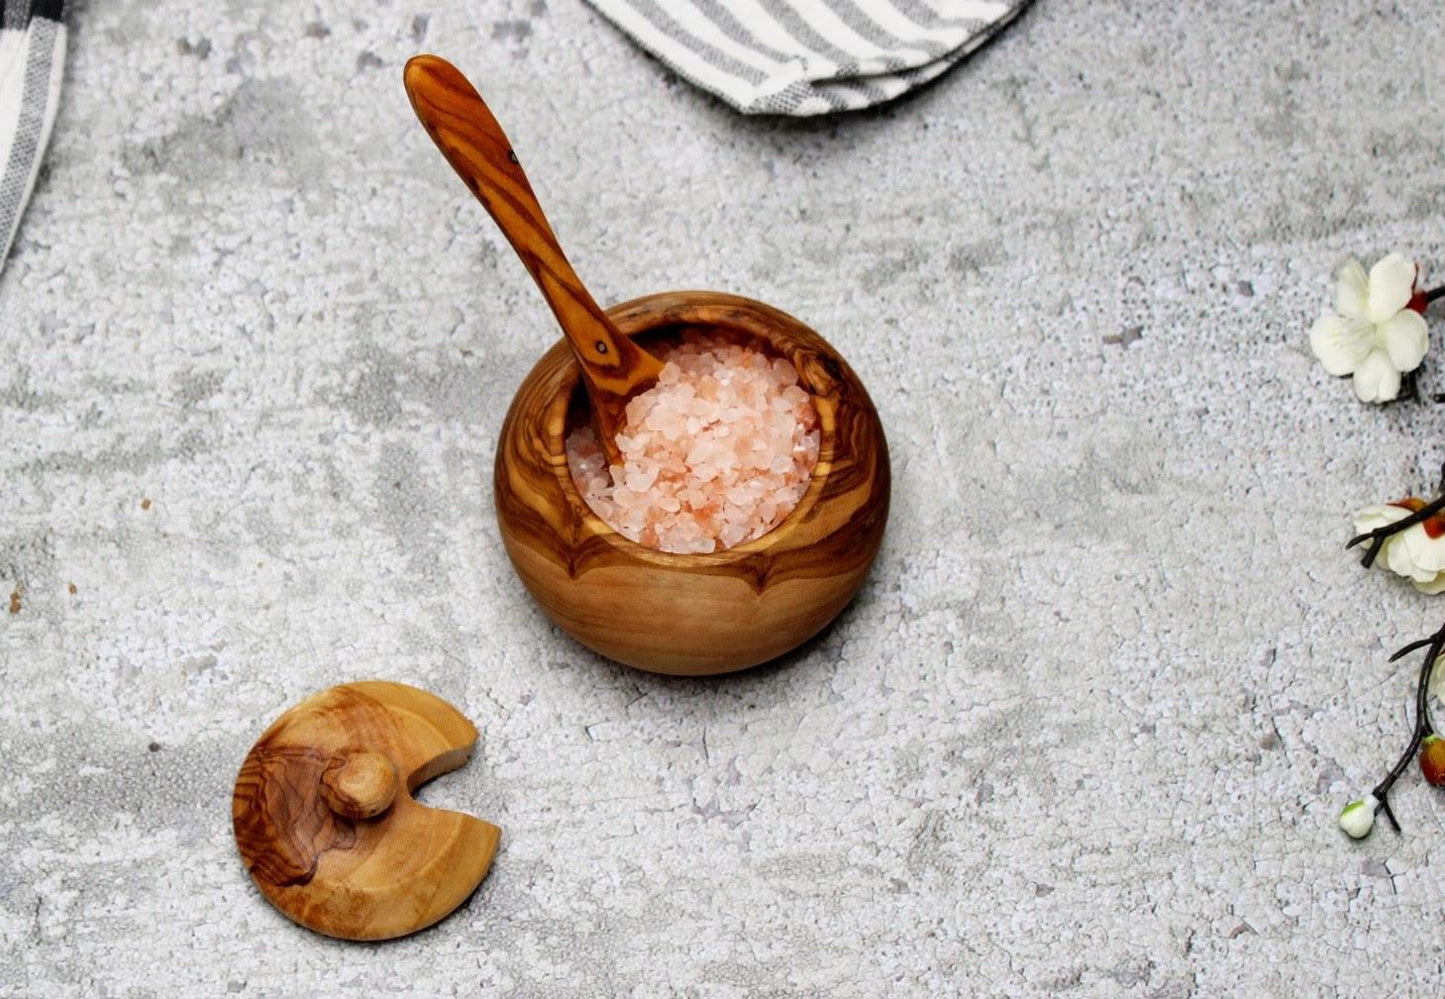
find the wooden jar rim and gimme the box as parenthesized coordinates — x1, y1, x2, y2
(539, 291, 858, 566)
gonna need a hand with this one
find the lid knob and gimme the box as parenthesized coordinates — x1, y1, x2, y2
(320, 751, 398, 819)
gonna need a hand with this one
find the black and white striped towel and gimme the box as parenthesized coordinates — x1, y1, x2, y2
(0, 1, 66, 275)
(584, 0, 1032, 114)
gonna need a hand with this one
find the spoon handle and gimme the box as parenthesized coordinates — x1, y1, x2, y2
(403, 55, 661, 461)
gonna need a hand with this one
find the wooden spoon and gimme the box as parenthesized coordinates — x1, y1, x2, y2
(403, 54, 662, 466)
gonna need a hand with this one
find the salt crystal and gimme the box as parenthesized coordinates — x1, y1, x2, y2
(565, 335, 820, 553)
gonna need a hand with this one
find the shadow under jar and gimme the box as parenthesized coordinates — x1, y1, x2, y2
(495, 291, 891, 677)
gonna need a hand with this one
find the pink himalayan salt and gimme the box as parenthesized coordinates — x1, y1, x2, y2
(566, 335, 821, 554)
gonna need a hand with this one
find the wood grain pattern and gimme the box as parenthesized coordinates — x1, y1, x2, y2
(403, 54, 662, 465)
(496, 291, 890, 676)
(232, 681, 500, 941)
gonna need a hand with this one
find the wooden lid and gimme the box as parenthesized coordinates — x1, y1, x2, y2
(231, 681, 500, 941)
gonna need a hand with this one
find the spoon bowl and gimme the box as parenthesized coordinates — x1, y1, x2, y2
(497, 290, 889, 676)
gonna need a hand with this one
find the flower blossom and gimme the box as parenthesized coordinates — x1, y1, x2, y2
(1310, 253, 1428, 403)
(1352, 500, 1445, 593)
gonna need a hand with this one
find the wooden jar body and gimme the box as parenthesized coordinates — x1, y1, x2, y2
(495, 292, 890, 676)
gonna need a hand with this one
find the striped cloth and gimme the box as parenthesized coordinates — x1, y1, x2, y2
(0, 0, 66, 276)
(583, 0, 1032, 115)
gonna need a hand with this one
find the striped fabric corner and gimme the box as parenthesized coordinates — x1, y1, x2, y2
(581, 0, 1033, 115)
(0, 0, 67, 276)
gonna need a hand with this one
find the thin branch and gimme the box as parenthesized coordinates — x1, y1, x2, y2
(1369, 628, 1445, 833)
(1380, 795, 1402, 833)
(1390, 636, 1435, 662)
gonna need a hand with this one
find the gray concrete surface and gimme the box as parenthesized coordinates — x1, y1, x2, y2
(3, 0, 1444, 994)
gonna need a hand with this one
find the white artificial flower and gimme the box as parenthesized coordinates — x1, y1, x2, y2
(1339, 794, 1378, 839)
(1352, 503, 1445, 593)
(1310, 253, 1428, 403)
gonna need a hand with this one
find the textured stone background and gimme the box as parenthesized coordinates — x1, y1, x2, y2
(4, 0, 1445, 995)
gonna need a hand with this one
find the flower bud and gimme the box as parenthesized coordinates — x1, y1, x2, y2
(1421, 734, 1445, 787)
(1339, 795, 1378, 839)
